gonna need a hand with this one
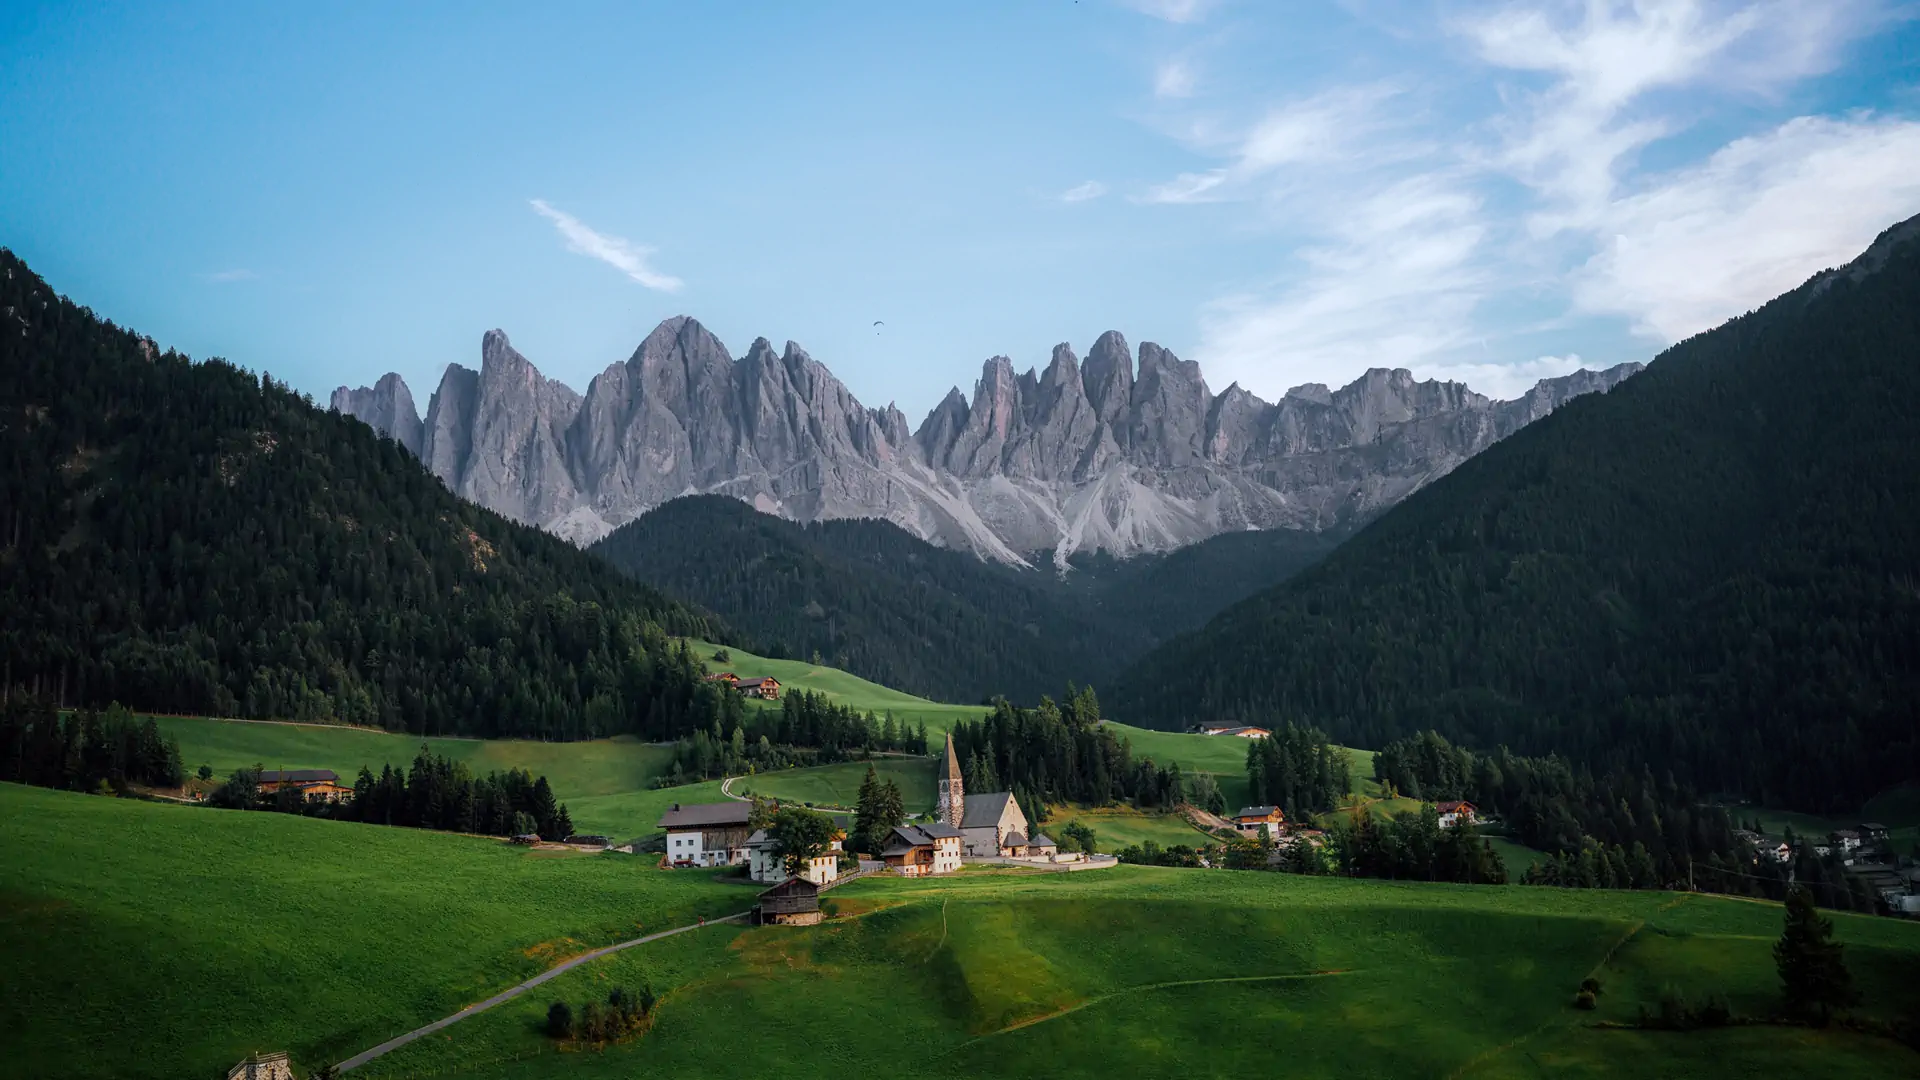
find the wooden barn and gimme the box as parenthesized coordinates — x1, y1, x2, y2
(757, 876, 822, 926)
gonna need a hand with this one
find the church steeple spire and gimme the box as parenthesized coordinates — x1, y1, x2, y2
(938, 731, 965, 828)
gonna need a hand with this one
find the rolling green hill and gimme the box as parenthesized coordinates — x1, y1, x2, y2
(0, 783, 749, 1080)
(0, 248, 733, 743)
(1113, 215, 1920, 814)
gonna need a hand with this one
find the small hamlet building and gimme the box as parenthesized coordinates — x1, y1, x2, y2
(658, 802, 756, 868)
(746, 827, 844, 885)
(255, 769, 352, 800)
(1436, 801, 1478, 829)
(227, 1052, 292, 1080)
(880, 823, 963, 876)
(1234, 806, 1286, 836)
(757, 877, 823, 926)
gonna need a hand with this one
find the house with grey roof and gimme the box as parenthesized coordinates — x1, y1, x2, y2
(880, 823, 962, 876)
(938, 732, 1037, 858)
(657, 801, 757, 868)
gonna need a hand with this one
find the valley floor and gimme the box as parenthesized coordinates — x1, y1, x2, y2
(5, 783, 1917, 1080)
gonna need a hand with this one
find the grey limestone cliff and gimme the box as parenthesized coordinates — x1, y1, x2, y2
(336, 318, 1641, 564)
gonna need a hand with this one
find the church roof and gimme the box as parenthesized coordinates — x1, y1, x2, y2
(961, 792, 1021, 829)
(943, 733, 963, 784)
(1029, 833, 1056, 848)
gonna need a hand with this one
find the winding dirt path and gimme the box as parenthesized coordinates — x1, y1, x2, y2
(335, 912, 749, 1072)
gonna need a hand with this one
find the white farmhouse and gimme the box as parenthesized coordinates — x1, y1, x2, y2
(746, 828, 844, 885)
(658, 802, 756, 868)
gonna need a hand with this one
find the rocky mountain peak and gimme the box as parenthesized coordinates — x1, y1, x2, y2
(337, 321, 1640, 560)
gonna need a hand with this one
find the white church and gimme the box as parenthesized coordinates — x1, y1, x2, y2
(937, 733, 1056, 858)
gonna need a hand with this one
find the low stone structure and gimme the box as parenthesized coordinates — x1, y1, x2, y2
(228, 1052, 293, 1080)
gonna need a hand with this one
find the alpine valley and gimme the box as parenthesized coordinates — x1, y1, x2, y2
(333, 322, 1639, 564)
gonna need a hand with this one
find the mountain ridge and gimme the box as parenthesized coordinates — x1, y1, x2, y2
(1110, 212, 1920, 812)
(336, 326, 1639, 563)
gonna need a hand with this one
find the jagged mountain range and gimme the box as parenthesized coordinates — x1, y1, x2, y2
(333, 321, 1640, 564)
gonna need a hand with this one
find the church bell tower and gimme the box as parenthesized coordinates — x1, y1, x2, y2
(938, 732, 965, 828)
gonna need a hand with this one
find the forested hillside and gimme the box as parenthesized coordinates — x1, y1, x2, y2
(1114, 215, 1920, 813)
(589, 495, 1333, 702)
(0, 248, 738, 740)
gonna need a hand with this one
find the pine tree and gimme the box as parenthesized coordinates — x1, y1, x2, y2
(1774, 886, 1857, 1024)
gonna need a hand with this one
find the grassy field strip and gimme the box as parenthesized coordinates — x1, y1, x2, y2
(954, 969, 1363, 1049)
(337, 913, 751, 1072)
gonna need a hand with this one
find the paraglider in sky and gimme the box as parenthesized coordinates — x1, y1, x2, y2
(873, 320, 884, 334)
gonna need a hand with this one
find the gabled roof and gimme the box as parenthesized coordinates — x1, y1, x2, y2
(881, 823, 960, 856)
(658, 802, 755, 829)
(736, 677, 779, 689)
(1004, 831, 1028, 847)
(1435, 800, 1475, 812)
(1234, 805, 1282, 819)
(745, 829, 776, 848)
(1028, 833, 1056, 848)
(962, 792, 1020, 828)
(759, 876, 819, 899)
(258, 769, 339, 784)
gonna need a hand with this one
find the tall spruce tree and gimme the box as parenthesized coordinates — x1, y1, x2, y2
(1774, 886, 1857, 1023)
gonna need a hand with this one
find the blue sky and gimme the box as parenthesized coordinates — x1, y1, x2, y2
(3, 1, 1917, 418)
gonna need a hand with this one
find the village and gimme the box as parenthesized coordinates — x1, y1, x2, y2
(656, 733, 1118, 923)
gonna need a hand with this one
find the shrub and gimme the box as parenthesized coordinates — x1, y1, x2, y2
(1574, 990, 1597, 1010)
(197, 764, 214, 781)
(546, 1001, 573, 1039)
(1580, 977, 1603, 996)
(712, 648, 730, 663)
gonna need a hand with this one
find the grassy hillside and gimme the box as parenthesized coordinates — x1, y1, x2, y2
(353, 861, 1920, 1080)
(688, 639, 990, 736)
(733, 757, 936, 812)
(0, 783, 749, 1080)
(158, 716, 674, 799)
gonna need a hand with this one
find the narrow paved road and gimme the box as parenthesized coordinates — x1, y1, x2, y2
(336, 912, 748, 1072)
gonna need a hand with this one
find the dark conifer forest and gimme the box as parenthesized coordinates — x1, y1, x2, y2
(590, 494, 1332, 703)
(1114, 216, 1920, 813)
(0, 248, 738, 741)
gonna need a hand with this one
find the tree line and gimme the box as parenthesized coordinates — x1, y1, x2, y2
(1373, 730, 1743, 894)
(208, 745, 575, 840)
(0, 697, 185, 793)
(654, 689, 932, 786)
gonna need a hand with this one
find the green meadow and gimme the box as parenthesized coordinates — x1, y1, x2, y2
(0, 783, 750, 1080)
(9, 782, 1919, 1080)
(157, 715, 674, 800)
(353, 860, 1920, 1080)
(733, 756, 937, 812)
(687, 639, 990, 735)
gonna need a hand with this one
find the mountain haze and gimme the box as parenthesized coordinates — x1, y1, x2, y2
(336, 324, 1638, 564)
(1113, 214, 1920, 813)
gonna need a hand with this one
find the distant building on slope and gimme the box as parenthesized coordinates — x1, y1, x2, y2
(734, 676, 781, 700)
(1435, 801, 1478, 829)
(255, 769, 352, 801)
(1197, 724, 1271, 739)
(658, 802, 757, 868)
(1233, 806, 1286, 837)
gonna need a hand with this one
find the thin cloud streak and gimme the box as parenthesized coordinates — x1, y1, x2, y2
(529, 199, 683, 293)
(201, 268, 256, 283)
(1122, 0, 1218, 24)
(1061, 180, 1110, 202)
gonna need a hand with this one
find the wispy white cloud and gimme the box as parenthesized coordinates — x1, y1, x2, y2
(201, 268, 256, 283)
(529, 199, 683, 293)
(1154, 57, 1196, 98)
(1573, 114, 1920, 339)
(1122, 0, 1218, 24)
(1061, 180, 1110, 203)
(1137, 83, 1407, 205)
(1141, 0, 1911, 398)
